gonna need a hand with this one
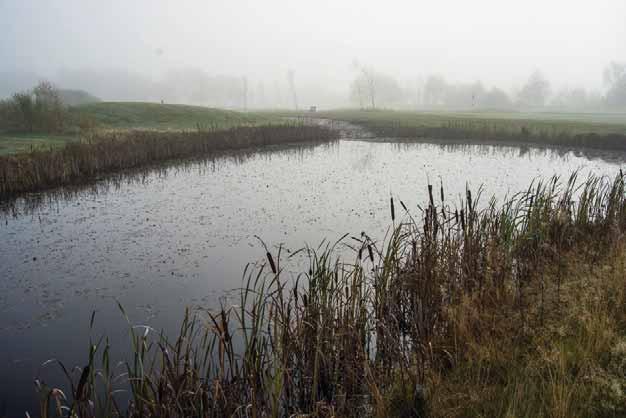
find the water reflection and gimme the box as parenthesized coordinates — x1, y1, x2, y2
(0, 138, 624, 415)
(1, 141, 337, 217)
(387, 139, 626, 164)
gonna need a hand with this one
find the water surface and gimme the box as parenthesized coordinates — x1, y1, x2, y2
(1, 139, 625, 415)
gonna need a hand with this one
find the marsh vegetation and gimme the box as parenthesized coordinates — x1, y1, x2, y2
(32, 171, 626, 418)
(316, 109, 626, 151)
(0, 124, 335, 200)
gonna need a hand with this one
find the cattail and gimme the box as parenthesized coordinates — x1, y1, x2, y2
(460, 209, 466, 231)
(428, 184, 434, 207)
(367, 245, 374, 263)
(390, 196, 395, 221)
(266, 251, 277, 274)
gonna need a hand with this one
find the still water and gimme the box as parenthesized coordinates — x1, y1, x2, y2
(1, 139, 625, 415)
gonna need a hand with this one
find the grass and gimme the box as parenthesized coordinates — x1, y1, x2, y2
(33, 171, 626, 417)
(427, 244, 626, 418)
(314, 109, 626, 150)
(0, 133, 79, 156)
(0, 102, 280, 155)
(68, 102, 276, 130)
(0, 124, 336, 201)
(317, 109, 626, 135)
(4, 105, 626, 155)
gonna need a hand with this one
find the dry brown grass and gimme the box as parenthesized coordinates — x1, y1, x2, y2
(0, 124, 336, 201)
(32, 172, 625, 418)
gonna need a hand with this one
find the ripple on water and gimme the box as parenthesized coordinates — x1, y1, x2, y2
(0, 139, 625, 414)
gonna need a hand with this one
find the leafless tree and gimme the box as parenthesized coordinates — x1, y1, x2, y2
(287, 69, 298, 110)
(242, 76, 248, 111)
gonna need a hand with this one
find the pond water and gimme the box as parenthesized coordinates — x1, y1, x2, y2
(1, 139, 625, 415)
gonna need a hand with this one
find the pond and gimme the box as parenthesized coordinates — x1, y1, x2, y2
(1, 138, 625, 415)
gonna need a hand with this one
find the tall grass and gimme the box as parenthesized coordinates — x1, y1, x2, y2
(0, 124, 336, 200)
(324, 112, 626, 151)
(376, 120, 626, 150)
(34, 171, 625, 417)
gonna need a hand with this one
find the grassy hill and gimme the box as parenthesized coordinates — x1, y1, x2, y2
(0, 102, 276, 155)
(69, 102, 272, 130)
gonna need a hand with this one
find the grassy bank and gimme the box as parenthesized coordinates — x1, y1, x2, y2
(317, 109, 626, 151)
(35, 171, 626, 417)
(0, 124, 335, 200)
(0, 132, 78, 155)
(68, 102, 275, 130)
(0, 102, 278, 156)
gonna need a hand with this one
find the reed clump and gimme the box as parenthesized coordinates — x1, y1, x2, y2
(0, 124, 336, 200)
(34, 171, 626, 418)
(346, 117, 626, 151)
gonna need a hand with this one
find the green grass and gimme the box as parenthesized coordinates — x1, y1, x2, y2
(0, 102, 279, 155)
(3, 105, 625, 156)
(0, 132, 79, 156)
(69, 102, 275, 130)
(316, 109, 626, 136)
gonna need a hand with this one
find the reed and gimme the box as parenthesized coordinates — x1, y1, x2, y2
(372, 122, 626, 151)
(318, 110, 626, 151)
(34, 171, 626, 417)
(0, 124, 336, 201)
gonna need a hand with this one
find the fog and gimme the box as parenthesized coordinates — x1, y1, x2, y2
(1, 0, 625, 108)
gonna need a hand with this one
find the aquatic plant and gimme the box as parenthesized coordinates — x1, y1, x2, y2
(33, 171, 626, 417)
(0, 124, 336, 201)
(317, 110, 626, 152)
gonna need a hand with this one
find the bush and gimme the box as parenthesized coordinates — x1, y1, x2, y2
(0, 81, 68, 134)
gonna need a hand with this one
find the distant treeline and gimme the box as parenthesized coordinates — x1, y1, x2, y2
(3, 62, 625, 112)
(349, 63, 626, 110)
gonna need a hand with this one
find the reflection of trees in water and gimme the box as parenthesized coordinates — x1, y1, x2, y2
(0, 141, 338, 217)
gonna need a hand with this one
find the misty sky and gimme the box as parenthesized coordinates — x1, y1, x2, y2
(1, 0, 625, 92)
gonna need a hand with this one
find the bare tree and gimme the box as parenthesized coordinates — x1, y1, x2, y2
(350, 69, 401, 109)
(287, 69, 298, 110)
(362, 67, 377, 109)
(517, 71, 551, 107)
(242, 76, 248, 111)
(603, 62, 626, 87)
(423, 75, 447, 107)
(351, 61, 377, 109)
(603, 62, 626, 107)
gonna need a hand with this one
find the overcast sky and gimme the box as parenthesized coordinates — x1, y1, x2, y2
(1, 0, 625, 91)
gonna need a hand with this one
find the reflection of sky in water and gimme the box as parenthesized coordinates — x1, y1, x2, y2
(0, 139, 625, 414)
